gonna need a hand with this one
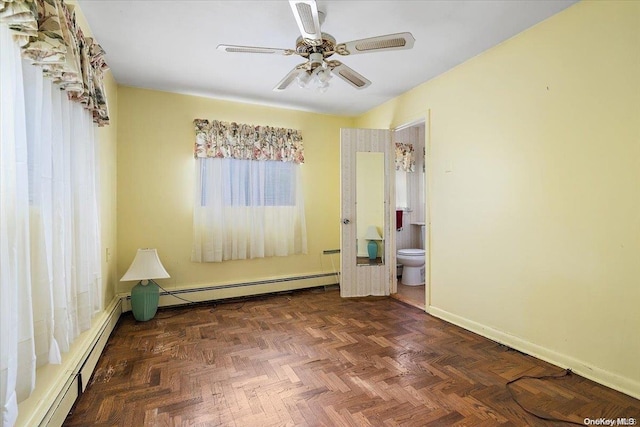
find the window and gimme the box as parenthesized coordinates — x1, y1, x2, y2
(396, 169, 408, 209)
(191, 119, 307, 263)
(193, 157, 307, 262)
(200, 158, 296, 207)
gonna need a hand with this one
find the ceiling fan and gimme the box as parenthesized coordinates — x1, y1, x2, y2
(217, 0, 415, 92)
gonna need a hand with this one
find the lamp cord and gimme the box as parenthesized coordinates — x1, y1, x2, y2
(506, 369, 584, 425)
(151, 280, 197, 305)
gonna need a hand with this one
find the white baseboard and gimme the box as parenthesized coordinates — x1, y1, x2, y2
(428, 306, 640, 400)
(17, 297, 122, 427)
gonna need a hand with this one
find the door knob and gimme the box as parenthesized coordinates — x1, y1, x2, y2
(342, 219, 350, 224)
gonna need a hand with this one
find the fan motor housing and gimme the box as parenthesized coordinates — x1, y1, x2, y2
(295, 33, 337, 59)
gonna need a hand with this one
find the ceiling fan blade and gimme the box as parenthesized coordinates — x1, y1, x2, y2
(330, 61, 371, 89)
(273, 65, 306, 91)
(289, 0, 322, 42)
(217, 44, 294, 55)
(335, 32, 415, 56)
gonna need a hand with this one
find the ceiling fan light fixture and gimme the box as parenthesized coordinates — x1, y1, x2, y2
(295, 65, 333, 92)
(317, 68, 332, 84)
(296, 71, 312, 88)
(312, 68, 332, 92)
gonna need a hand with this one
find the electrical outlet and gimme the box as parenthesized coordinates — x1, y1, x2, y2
(105, 248, 111, 263)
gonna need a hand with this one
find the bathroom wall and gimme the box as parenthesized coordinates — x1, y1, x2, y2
(395, 123, 426, 250)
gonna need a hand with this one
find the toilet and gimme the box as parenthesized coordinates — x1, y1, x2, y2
(397, 249, 425, 285)
(397, 224, 426, 286)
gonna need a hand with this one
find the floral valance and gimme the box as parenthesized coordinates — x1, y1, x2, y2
(395, 143, 415, 172)
(0, 0, 110, 126)
(194, 119, 304, 164)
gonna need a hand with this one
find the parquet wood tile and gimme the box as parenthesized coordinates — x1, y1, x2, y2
(64, 288, 640, 426)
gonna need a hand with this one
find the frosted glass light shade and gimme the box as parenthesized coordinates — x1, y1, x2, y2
(364, 225, 382, 240)
(120, 248, 170, 282)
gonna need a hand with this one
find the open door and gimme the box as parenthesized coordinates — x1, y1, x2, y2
(340, 128, 395, 297)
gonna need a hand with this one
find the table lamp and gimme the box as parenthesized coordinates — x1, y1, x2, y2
(121, 248, 170, 321)
(364, 225, 383, 260)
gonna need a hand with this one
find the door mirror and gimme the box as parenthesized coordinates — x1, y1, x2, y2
(356, 152, 384, 265)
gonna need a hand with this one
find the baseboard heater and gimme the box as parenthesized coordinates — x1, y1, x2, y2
(124, 272, 340, 306)
(35, 298, 122, 427)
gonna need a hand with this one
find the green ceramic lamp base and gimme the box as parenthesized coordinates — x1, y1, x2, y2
(367, 240, 378, 260)
(131, 280, 160, 321)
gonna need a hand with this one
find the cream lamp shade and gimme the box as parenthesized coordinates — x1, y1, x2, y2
(364, 225, 382, 241)
(120, 248, 170, 284)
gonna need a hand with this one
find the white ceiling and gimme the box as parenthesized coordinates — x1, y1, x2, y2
(77, 0, 577, 116)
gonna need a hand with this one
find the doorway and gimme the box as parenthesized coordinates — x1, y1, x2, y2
(338, 121, 429, 308)
(391, 120, 428, 310)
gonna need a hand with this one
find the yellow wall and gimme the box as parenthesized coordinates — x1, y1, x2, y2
(117, 87, 353, 296)
(356, 1, 640, 397)
(98, 71, 118, 305)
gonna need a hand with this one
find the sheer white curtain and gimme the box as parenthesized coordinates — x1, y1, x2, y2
(1, 24, 36, 427)
(192, 158, 307, 262)
(1, 25, 102, 426)
(23, 58, 102, 353)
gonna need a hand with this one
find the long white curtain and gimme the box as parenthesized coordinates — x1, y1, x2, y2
(1, 24, 36, 427)
(192, 158, 307, 262)
(1, 25, 102, 426)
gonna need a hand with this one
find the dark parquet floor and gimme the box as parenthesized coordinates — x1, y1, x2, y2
(64, 288, 640, 426)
